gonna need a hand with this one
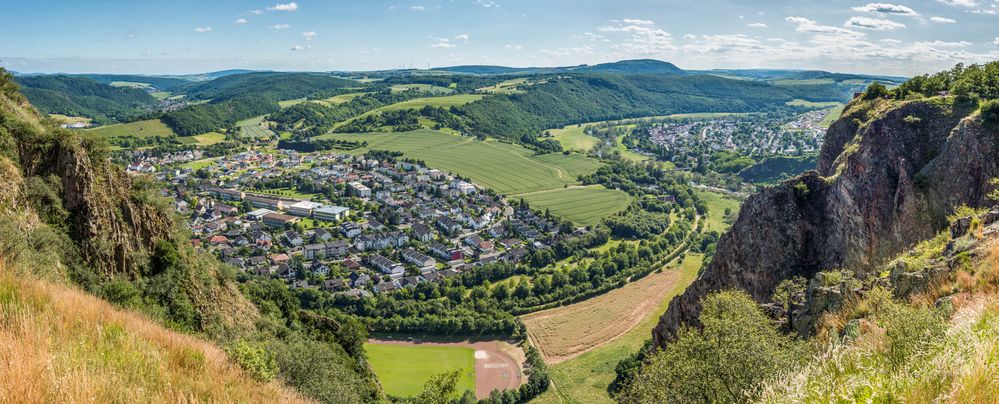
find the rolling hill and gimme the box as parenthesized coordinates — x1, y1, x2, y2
(14, 75, 159, 124)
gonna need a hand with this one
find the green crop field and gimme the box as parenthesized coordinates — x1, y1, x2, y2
(313, 92, 369, 106)
(532, 254, 704, 404)
(176, 132, 225, 146)
(548, 124, 601, 152)
(365, 343, 475, 398)
(693, 189, 741, 233)
(237, 115, 275, 138)
(389, 83, 455, 95)
(109, 81, 153, 89)
(518, 185, 632, 226)
(530, 153, 605, 179)
(319, 130, 603, 194)
(337, 95, 484, 128)
(86, 119, 176, 138)
(278, 98, 307, 108)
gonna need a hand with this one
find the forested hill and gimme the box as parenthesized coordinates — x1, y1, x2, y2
(430, 59, 686, 76)
(15, 75, 159, 124)
(457, 73, 842, 140)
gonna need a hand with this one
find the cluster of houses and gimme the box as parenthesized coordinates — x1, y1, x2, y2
(156, 149, 585, 297)
(643, 112, 825, 167)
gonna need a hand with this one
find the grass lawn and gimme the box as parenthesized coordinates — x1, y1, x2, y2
(319, 130, 602, 195)
(253, 187, 318, 201)
(180, 157, 219, 170)
(518, 185, 632, 227)
(532, 254, 704, 404)
(365, 343, 476, 398)
(693, 189, 741, 233)
(86, 119, 176, 138)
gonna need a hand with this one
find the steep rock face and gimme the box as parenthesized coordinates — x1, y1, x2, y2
(653, 99, 999, 346)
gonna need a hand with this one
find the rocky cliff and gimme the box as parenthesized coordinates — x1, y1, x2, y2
(653, 97, 999, 346)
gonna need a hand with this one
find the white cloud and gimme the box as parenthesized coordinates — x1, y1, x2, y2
(454, 33, 469, 41)
(747, 22, 768, 28)
(994, 37, 999, 46)
(411, 5, 426, 11)
(193, 26, 212, 33)
(844, 16, 906, 30)
(621, 18, 654, 25)
(302, 31, 317, 40)
(234, 18, 248, 24)
(268, 24, 291, 30)
(786, 16, 863, 36)
(936, 0, 979, 7)
(477, 0, 499, 8)
(598, 19, 675, 54)
(929, 16, 957, 23)
(290, 44, 311, 51)
(248, 9, 263, 15)
(504, 44, 523, 50)
(852, 3, 920, 16)
(880, 38, 903, 43)
(267, 2, 298, 11)
(431, 38, 456, 48)
(683, 34, 696, 39)
(916, 40, 972, 47)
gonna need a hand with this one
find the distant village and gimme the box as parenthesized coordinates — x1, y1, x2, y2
(138, 149, 586, 297)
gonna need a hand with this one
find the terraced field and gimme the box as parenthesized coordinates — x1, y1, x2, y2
(518, 185, 631, 226)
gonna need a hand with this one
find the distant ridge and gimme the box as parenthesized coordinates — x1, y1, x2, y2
(431, 59, 686, 76)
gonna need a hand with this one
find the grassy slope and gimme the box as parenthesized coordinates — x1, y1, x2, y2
(86, 119, 176, 138)
(0, 263, 305, 403)
(365, 343, 475, 397)
(519, 185, 632, 227)
(693, 190, 741, 233)
(336, 95, 484, 128)
(533, 254, 704, 404)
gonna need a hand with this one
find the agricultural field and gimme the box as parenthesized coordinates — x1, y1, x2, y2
(820, 104, 846, 128)
(48, 114, 92, 125)
(365, 342, 476, 398)
(517, 185, 632, 226)
(547, 124, 601, 152)
(150, 91, 173, 100)
(530, 152, 604, 179)
(278, 98, 307, 108)
(86, 119, 176, 138)
(389, 83, 455, 95)
(312, 92, 369, 106)
(786, 99, 843, 108)
(237, 115, 275, 138)
(693, 189, 741, 233)
(109, 81, 154, 89)
(478, 78, 528, 94)
(531, 254, 704, 404)
(176, 132, 225, 146)
(337, 95, 484, 128)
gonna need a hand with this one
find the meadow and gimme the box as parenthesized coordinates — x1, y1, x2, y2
(86, 119, 176, 138)
(517, 185, 632, 226)
(477, 78, 528, 94)
(237, 115, 275, 139)
(693, 189, 742, 233)
(176, 132, 226, 146)
(336, 95, 484, 128)
(365, 342, 475, 398)
(312, 92, 369, 106)
(530, 254, 704, 404)
(389, 83, 455, 94)
(786, 99, 843, 108)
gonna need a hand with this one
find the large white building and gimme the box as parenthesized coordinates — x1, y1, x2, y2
(314, 205, 350, 222)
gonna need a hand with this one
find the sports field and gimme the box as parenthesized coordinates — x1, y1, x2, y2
(365, 342, 476, 398)
(86, 119, 176, 138)
(530, 254, 704, 404)
(517, 185, 631, 226)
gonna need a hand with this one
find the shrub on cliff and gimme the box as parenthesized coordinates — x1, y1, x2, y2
(981, 99, 999, 130)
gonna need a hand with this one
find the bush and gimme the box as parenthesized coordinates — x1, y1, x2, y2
(227, 340, 278, 382)
(981, 99, 999, 130)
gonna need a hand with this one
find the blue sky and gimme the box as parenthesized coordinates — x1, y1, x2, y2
(1, 0, 996, 76)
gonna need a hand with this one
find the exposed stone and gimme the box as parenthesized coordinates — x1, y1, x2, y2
(654, 99, 999, 346)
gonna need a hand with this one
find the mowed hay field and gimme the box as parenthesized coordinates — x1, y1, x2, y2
(548, 124, 601, 152)
(86, 119, 176, 138)
(321, 130, 603, 195)
(530, 254, 704, 404)
(176, 132, 226, 146)
(365, 342, 475, 398)
(237, 115, 274, 139)
(518, 185, 631, 226)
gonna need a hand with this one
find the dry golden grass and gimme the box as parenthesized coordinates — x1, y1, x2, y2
(521, 267, 684, 364)
(0, 260, 309, 403)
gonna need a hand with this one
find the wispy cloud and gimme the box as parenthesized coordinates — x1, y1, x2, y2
(505, 44, 523, 50)
(454, 33, 470, 41)
(302, 31, 317, 40)
(290, 44, 311, 51)
(431, 38, 456, 48)
(267, 2, 298, 12)
(477, 0, 499, 8)
(915, 40, 971, 47)
(411, 5, 426, 11)
(268, 24, 291, 30)
(234, 18, 248, 24)
(852, 3, 920, 16)
(747, 22, 768, 28)
(844, 16, 906, 30)
(193, 26, 212, 33)
(929, 16, 957, 23)
(786, 16, 861, 36)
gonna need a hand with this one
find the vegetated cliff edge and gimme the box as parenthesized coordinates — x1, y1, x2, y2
(653, 97, 999, 346)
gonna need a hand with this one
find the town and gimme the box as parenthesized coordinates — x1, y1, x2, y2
(145, 148, 585, 298)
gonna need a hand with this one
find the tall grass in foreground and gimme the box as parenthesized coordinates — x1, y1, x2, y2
(0, 260, 307, 403)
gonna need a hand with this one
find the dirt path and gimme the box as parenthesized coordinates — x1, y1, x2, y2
(367, 339, 525, 399)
